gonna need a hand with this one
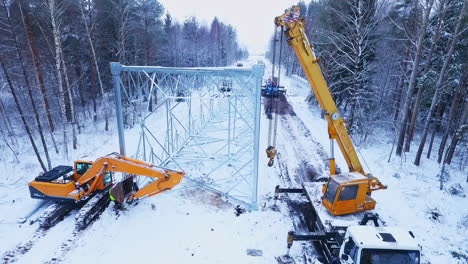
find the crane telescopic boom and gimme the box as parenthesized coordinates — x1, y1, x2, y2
(274, 6, 386, 215)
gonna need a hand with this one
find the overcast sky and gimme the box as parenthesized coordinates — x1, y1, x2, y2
(158, 0, 308, 54)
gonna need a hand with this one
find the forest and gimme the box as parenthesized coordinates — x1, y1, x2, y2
(0, 0, 248, 171)
(268, 0, 467, 173)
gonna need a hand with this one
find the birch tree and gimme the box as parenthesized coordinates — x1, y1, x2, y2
(48, 0, 69, 157)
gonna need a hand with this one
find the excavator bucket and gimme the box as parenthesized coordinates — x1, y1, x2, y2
(109, 176, 137, 204)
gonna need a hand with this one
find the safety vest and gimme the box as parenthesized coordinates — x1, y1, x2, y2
(109, 190, 115, 201)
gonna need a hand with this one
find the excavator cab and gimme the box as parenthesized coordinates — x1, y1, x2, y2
(74, 161, 92, 181)
(321, 172, 378, 216)
(73, 160, 113, 191)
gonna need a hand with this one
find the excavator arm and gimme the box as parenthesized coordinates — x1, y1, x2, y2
(275, 7, 386, 194)
(77, 154, 185, 199)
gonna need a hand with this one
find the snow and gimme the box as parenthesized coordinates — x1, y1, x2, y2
(348, 226, 420, 251)
(333, 172, 368, 184)
(0, 56, 467, 264)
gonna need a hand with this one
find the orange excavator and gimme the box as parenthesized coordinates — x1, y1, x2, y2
(28, 153, 185, 229)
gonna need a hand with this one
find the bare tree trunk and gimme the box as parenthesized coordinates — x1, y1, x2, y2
(427, 104, 444, 159)
(414, 0, 467, 166)
(90, 51, 98, 121)
(405, 0, 446, 152)
(144, 9, 151, 66)
(0, 57, 46, 172)
(437, 81, 465, 163)
(393, 48, 411, 124)
(80, 0, 104, 96)
(396, 0, 435, 156)
(75, 65, 86, 109)
(0, 128, 19, 163)
(75, 63, 87, 132)
(392, 71, 405, 123)
(48, 0, 69, 158)
(19, 1, 55, 133)
(0, 94, 14, 138)
(446, 90, 468, 164)
(59, 44, 78, 150)
(7, 1, 52, 169)
(440, 100, 467, 190)
(445, 128, 466, 165)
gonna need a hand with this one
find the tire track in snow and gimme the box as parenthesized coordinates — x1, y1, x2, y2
(2, 228, 47, 264)
(1, 214, 77, 264)
(269, 96, 338, 264)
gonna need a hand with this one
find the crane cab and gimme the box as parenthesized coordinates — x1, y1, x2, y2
(321, 172, 376, 216)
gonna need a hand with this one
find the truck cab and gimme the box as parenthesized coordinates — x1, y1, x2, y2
(339, 226, 421, 264)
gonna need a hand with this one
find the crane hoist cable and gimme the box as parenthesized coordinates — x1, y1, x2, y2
(266, 25, 277, 151)
(272, 26, 284, 148)
(266, 26, 284, 167)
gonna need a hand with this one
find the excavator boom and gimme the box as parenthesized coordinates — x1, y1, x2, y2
(77, 154, 185, 199)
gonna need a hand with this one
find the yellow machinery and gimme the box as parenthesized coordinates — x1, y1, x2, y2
(274, 6, 386, 215)
(29, 154, 185, 203)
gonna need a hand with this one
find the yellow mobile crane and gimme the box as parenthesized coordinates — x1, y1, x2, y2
(272, 6, 386, 216)
(272, 7, 422, 264)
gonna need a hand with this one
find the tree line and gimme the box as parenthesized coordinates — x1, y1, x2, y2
(0, 0, 248, 171)
(268, 0, 467, 172)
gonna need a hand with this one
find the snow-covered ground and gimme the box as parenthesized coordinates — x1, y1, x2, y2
(0, 57, 467, 264)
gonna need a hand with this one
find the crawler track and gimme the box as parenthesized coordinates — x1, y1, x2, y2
(2, 193, 110, 264)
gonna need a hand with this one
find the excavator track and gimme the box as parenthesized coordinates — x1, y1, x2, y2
(38, 203, 75, 229)
(75, 192, 110, 230)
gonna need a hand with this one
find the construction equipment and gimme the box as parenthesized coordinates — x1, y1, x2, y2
(275, 183, 421, 264)
(262, 77, 285, 97)
(28, 153, 185, 229)
(271, 6, 420, 264)
(274, 5, 386, 216)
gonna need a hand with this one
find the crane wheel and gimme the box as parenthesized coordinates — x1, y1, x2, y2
(268, 159, 274, 167)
